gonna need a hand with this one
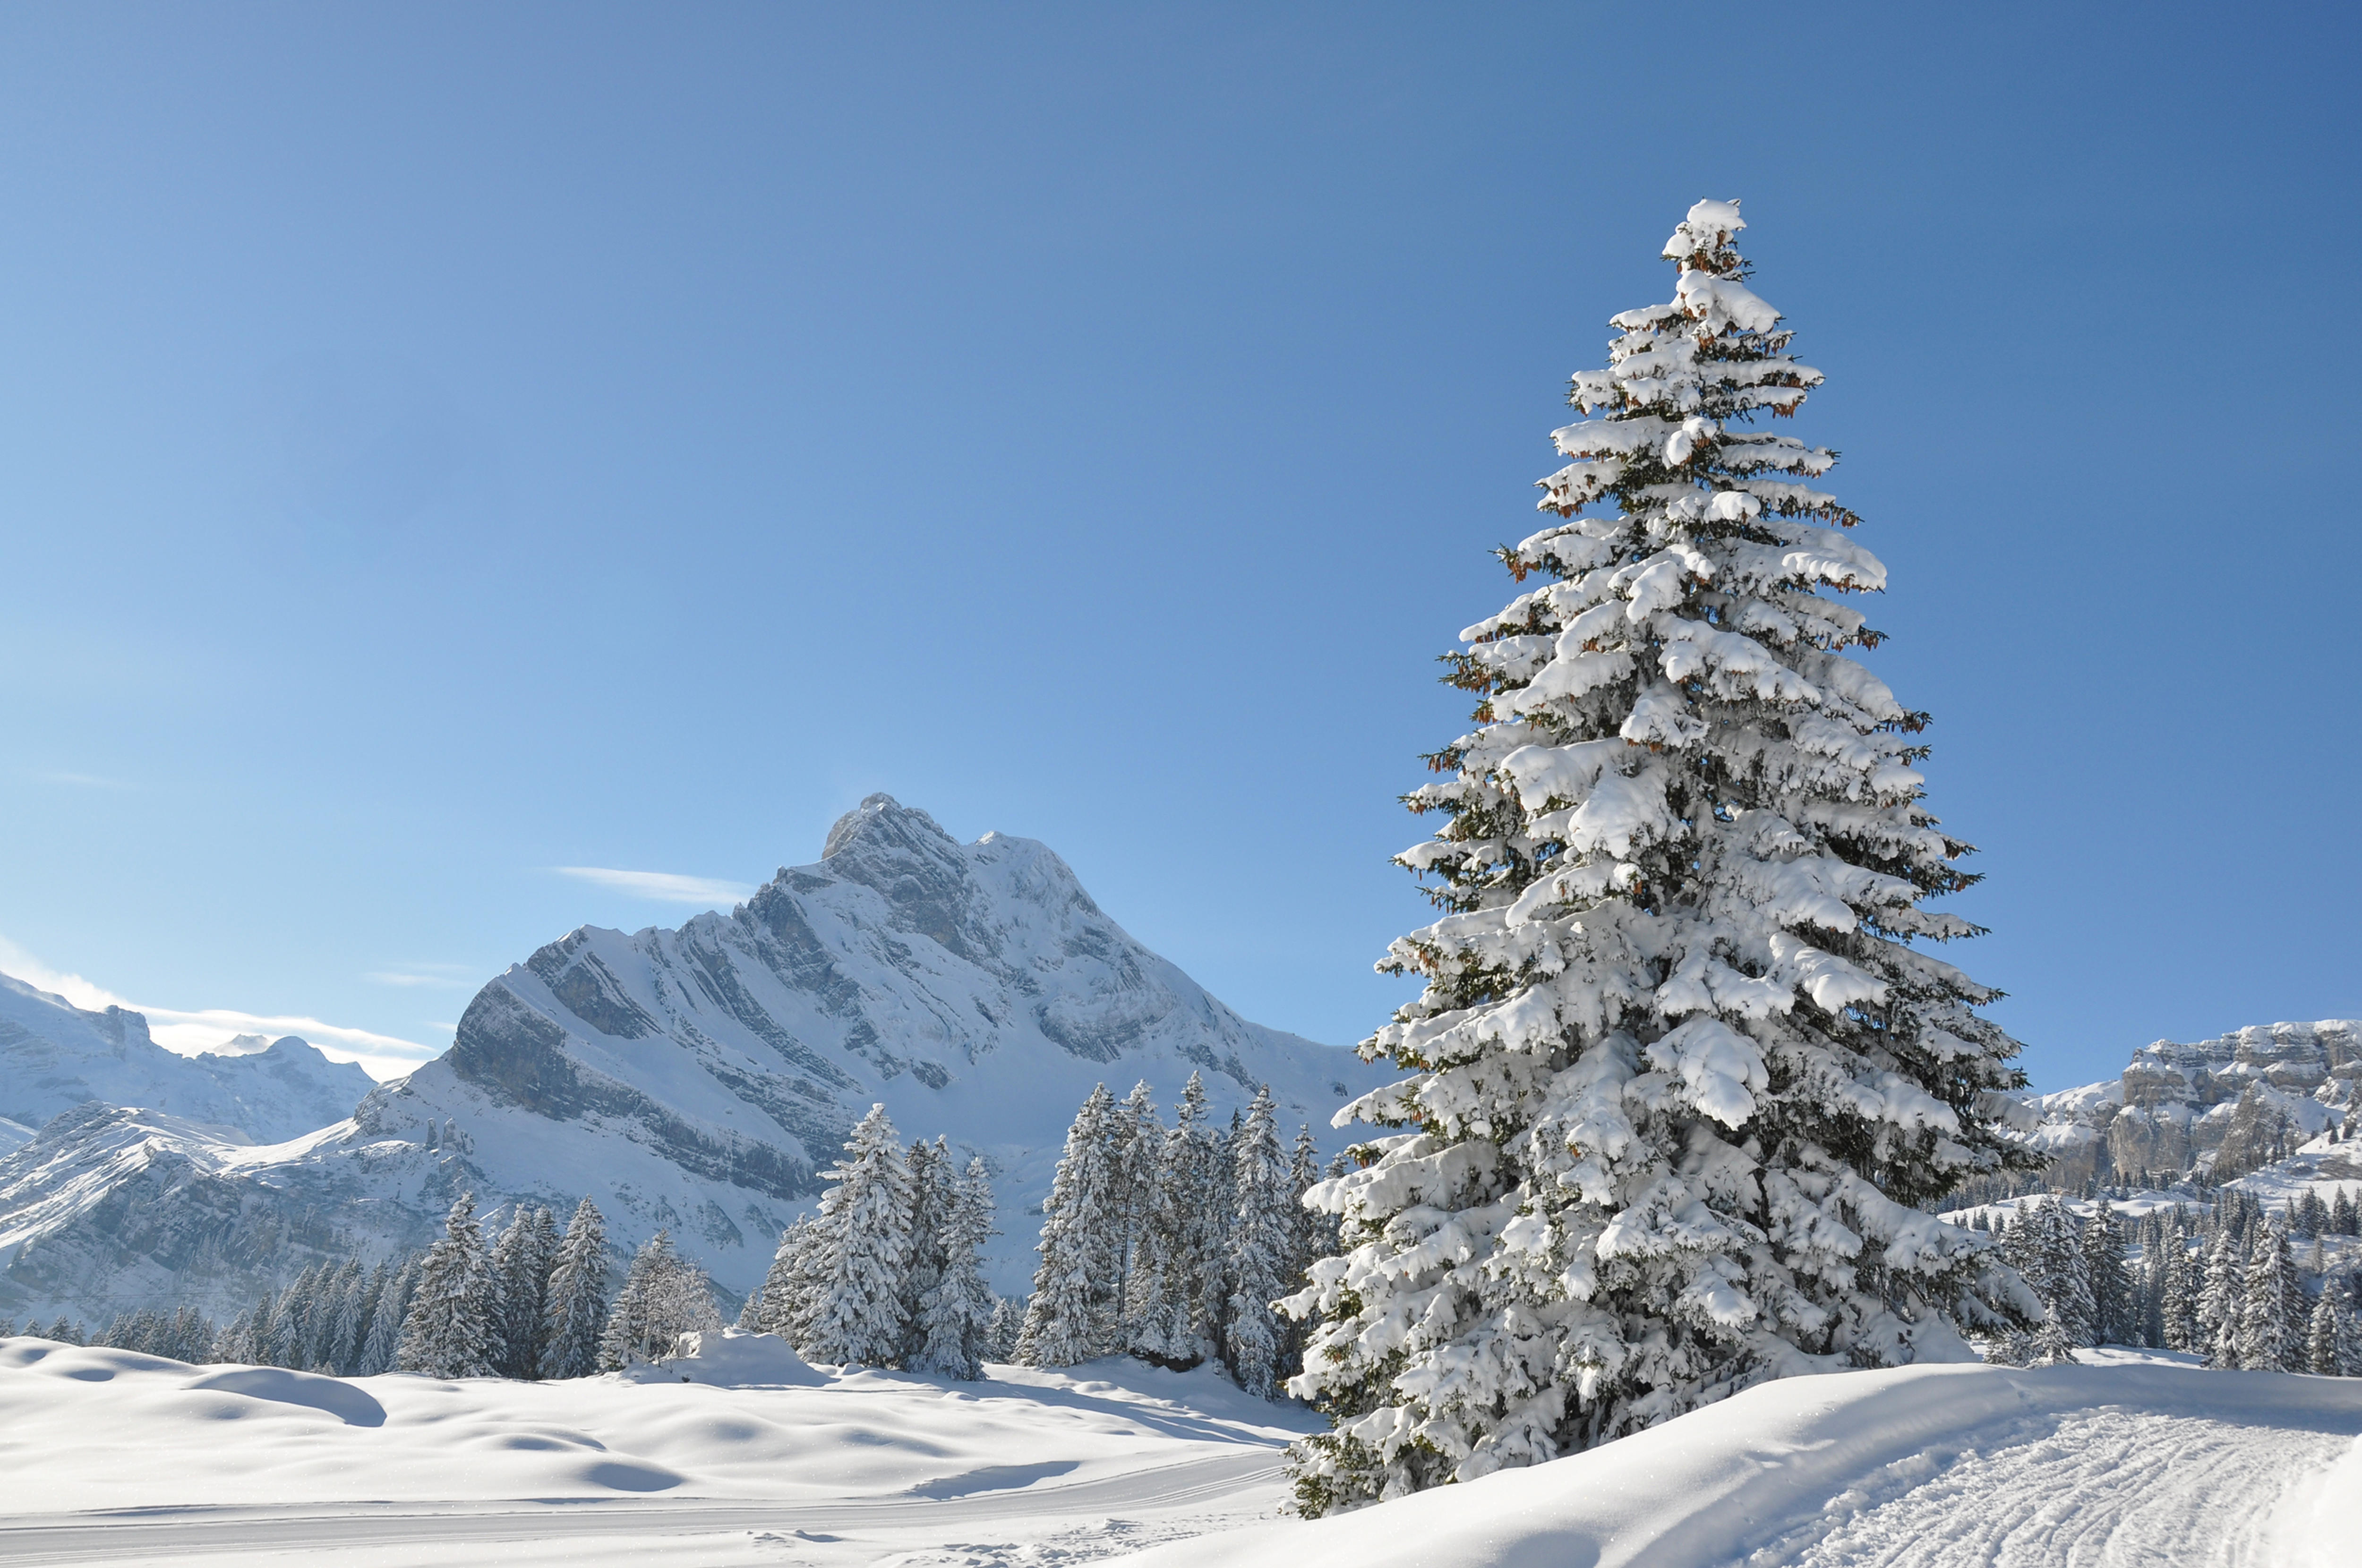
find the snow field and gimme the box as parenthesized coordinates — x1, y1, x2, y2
(1106, 1358, 2362, 1568)
(0, 1336, 1312, 1567)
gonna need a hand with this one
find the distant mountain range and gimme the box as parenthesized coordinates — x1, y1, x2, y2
(0, 973, 372, 1150)
(0, 795, 1379, 1325)
(2023, 1020, 2359, 1185)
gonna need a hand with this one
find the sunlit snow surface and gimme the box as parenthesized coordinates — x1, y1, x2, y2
(3, 1335, 2356, 1568)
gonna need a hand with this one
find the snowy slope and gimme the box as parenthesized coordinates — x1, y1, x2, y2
(1108, 1356, 2362, 1568)
(0, 1333, 1311, 1568)
(0, 796, 1381, 1323)
(0, 971, 374, 1143)
(1, 1339, 2353, 1568)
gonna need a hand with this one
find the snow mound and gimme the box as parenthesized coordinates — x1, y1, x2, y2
(622, 1328, 826, 1388)
(183, 1364, 387, 1425)
(1107, 1362, 2362, 1568)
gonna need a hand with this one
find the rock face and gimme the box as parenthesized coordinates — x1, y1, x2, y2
(0, 796, 1379, 1324)
(0, 973, 376, 1149)
(2026, 1021, 2360, 1186)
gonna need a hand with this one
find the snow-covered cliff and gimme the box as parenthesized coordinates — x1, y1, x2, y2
(0, 973, 374, 1149)
(2025, 1020, 2359, 1185)
(0, 796, 1380, 1324)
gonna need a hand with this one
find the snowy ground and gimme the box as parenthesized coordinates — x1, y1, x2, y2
(1111, 1348, 2362, 1568)
(4, 1335, 2357, 1568)
(0, 1332, 1313, 1567)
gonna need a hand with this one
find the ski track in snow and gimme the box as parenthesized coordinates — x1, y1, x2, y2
(1749, 1408, 2342, 1568)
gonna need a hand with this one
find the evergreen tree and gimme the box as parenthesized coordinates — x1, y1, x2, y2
(805, 1104, 915, 1367)
(899, 1138, 951, 1367)
(1018, 1087, 1122, 1367)
(2235, 1220, 2299, 1372)
(744, 1214, 828, 1349)
(1284, 200, 2032, 1511)
(1109, 1082, 1163, 1346)
(2198, 1227, 2245, 1368)
(488, 1207, 559, 1379)
(914, 1157, 999, 1379)
(399, 1192, 497, 1378)
(1224, 1087, 1295, 1398)
(541, 1197, 611, 1380)
(985, 1296, 1023, 1363)
(2029, 1311, 2077, 1367)
(2079, 1207, 2132, 1346)
(359, 1261, 417, 1376)
(1129, 1072, 1228, 1367)
(2160, 1228, 2201, 1353)
(597, 1231, 720, 1368)
(2309, 1295, 2342, 1377)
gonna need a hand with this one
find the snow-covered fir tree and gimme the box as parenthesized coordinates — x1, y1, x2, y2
(2080, 1208, 2133, 1346)
(1224, 1087, 1295, 1398)
(914, 1157, 1000, 1379)
(541, 1197, 611, 1380)
(398, 1192, 497, 1379)
(597, 1230, 719, 1368)
(1019, 1085, 1123, 1366)
(1283, 199, 2036, 1511)
(986, 1296, 1024, 1363)
(805, 1103, 915, 1367)
(1129, 1072, 1230, 1367)
(898, 1137, 951, 1366)
(2160, 1224, 2201, 1353)
(2200, 1227, 2245, 1369)
(2235, 1220, 2298, 1372)
(1110, 1081, 1163, 1341)
(741, 1213, 823, 1341)
(489, 1205, 558, 1379)
(359, 1258, 418, 1375)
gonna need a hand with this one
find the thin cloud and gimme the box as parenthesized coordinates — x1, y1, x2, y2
(0, 934, 434, 1082)
(553, 866, 755, 907)
(364, 969, 479, 989)
(33, 770, 136, 790)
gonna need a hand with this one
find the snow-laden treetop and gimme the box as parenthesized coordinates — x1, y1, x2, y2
(1286, 198, 2031, 1510)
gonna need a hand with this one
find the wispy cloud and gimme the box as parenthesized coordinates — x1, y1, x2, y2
(364, 963, 480, 990)
(0, 934, 435, 1082)
(33, 770, 135, 791)
(553, 866, 755, 907)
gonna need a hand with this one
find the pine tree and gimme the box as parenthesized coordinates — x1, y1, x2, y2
(2309, 1295, 2342, 1377)
(985, 1296, 1023, 1363)
(2080, 1206, 2132, 1346)
(398, 1192, 497, 1378)
(2236, 1220, 2299, 1372)
(2029, 1311, 2077, 1367)
(1284, 200, 2033, 1511)
(2160, 1227, 2201, 1353)
(541, 1197, 611, 1380)
(899, 1138, 951, 1367)
(481, 1207, 556, 1379)
(745, 1214, 828, 1348)
(1129, 1072, 1228, 1367)
(359, 1260, 416, 1375)
(914, 1157, 999, 1379)
(2198, 1226, 2244, 1369)
(1018, 1087, 1123, 1367)
(1225, 1087, 1295, 1399)
(805, 1104, 915, 1367)
(1110, 1082, 1162, 1346)
(597, 1230, 720, 1367)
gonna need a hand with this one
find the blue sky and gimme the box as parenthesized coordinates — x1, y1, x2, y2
(1, 3, 2354, 1089)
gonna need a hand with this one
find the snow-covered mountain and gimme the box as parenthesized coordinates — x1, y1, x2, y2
(2025, 1020, 2358, 1185)
(0, 972, 374, 1150)
(0, 795, 1380, 1324)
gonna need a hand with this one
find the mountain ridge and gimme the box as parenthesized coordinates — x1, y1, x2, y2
(0, 795, 1379, 1323)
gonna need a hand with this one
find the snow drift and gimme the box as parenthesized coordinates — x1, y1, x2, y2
(1109, 1358, 2362, 1568)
